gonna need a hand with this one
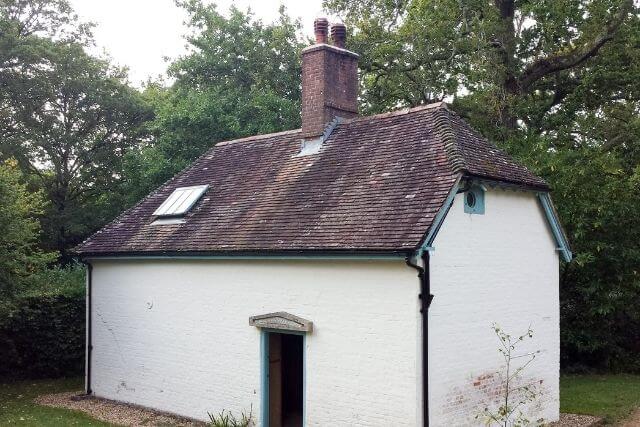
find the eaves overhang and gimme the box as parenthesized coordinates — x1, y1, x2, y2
(415, 175, 572, 263)
(79, 249, 412, 262)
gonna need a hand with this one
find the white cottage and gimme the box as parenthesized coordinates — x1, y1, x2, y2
(76, 18, 571, 427)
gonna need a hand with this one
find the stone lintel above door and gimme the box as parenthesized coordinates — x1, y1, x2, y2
(249, 312, 313, 333)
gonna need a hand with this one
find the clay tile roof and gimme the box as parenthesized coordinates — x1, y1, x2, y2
(75, 103, 548, 256)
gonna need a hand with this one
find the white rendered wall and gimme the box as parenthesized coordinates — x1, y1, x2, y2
(429, 188, 560, 425)
(89, 259, 420, 426)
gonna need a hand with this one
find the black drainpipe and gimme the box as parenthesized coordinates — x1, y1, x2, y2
(85, 261, 93, 395)
(406, 250, 433, 427)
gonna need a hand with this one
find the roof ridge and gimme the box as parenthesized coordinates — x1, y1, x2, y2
(216, 128, 302, 147)
(433, 107, 467, 174)
(346, 101, 448, 123)
(210, 102, 448, 149)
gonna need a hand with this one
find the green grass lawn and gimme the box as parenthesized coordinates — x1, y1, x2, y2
(0, 377, 112, 426)
(561, 374, 640, 423)
(2, 375, 640, 425)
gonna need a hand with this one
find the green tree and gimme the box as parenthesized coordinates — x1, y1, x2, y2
(0, 160, 52, 297)
(0, 0, 92, 144)
(22, 44, 150, 261)
(326, 0, 640, 370)
(325, 0, 635, 136)
(133, 1, 305, 197)
(1, 0, 153, 261)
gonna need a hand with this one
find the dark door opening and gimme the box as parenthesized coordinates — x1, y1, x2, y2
(268, 333, 303, 427)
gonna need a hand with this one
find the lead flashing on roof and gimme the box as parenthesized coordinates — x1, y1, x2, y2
(297, 116, 343, 157)
(151, 217, 186, 226)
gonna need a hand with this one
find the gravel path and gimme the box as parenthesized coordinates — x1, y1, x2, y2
(35, 391, 207, 426)
(617, 408, 640, 427)
(549, 413, 603, 427)
(35, 391, 612, 427)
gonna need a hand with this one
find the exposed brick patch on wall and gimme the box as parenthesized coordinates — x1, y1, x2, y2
(440, 371, 549, 426)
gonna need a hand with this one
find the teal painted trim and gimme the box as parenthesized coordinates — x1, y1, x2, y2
(260, 329, 308, 427)
(537, 193, 572, 262)
(85, 254, 405, 262)
(420, 177, 462, 251)
(303, 333, 307, 427)
(463, 185, 485, 215)
(261, 331, 269, 427)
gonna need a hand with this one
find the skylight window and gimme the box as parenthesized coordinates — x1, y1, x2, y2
(153, 185, 209, 217)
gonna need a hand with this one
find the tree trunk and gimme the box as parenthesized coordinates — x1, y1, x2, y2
(493, 0, 519, 130)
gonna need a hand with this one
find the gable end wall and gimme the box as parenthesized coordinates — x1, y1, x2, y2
(429, 188, 560, 426)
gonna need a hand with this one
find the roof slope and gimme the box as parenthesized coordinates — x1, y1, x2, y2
(75, 103, 548, 256)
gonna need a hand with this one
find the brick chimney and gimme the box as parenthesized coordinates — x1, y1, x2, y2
(301, 18, 359, 139)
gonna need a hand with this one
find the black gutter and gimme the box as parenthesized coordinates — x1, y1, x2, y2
(76, 249, 409, 259)
(85, 261, 93, 395)
(406, 250, 433, 427)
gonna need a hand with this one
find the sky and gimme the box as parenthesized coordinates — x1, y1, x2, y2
(68, 0, 325, 86)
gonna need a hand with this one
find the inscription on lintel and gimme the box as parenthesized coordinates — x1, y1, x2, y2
(249, 311, 313, 333)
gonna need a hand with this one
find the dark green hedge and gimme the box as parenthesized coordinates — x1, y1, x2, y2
(0, 294, 85, 379)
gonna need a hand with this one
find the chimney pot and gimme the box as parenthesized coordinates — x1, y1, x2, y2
(314, 17, 329, 44)
(302, 19, 358, 139)
(330, 23, 347, 48)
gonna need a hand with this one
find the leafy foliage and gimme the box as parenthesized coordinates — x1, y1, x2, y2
(0, 0, 637, 378)
(208, 405, 254, 427)
(0, 0, 153, 262)
(27, 45, 152, 262)
(0, 160, 53, 298)
(325, 0, 635, 133)
(327, 0, 640, 372)
(0, 0, 92, 144)
(0, 264, 85, 379)
(132, 1, 306, 198)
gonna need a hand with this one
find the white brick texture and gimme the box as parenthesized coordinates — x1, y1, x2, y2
(89, 188, 560, 426)
(429, 188, 560, 425)
(90, 259, 421, 425)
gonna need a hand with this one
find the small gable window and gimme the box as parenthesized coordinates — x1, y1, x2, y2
(464, 185, 485, 215)
(153, 185, 209, 217)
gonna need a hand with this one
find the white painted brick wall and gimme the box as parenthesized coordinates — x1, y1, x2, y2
(429, 188, 560, 426)
(89, 188, 560, 426)
(90, 259, 421, 425)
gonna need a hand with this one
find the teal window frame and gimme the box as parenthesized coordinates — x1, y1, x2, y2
(464, 185, 485, 214)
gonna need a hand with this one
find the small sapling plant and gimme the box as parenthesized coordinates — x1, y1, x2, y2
(477, 323, 544, 427)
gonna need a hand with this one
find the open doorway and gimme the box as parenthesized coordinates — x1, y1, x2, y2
(268, 332, 303, 427)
